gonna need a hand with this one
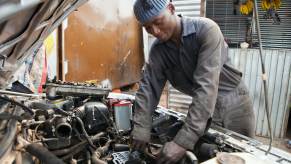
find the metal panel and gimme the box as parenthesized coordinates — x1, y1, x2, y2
(257, 0, 291, 49)
(168, 48, 291, 138)
(64, 0, 144, 89)
(206, 0, 251, 46)
(229, 49, 291, 138)
(206, 0, 291, 49)
(168, 85, 192, 110)
(172, 0, 201, 17)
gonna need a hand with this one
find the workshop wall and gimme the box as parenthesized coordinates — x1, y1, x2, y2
(63, 0, 144, 89)
(165, 0, 291, 138)
(168, 48, 291, 138)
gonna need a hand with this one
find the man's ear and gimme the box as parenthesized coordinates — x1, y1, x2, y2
(167, 3, 175, 15)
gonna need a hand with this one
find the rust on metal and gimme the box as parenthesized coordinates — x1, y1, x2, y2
(64, 0, 144, 89)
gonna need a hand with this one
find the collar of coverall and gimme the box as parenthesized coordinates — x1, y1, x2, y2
(155, 16, 196, 45)
(180, 16, 196, 37)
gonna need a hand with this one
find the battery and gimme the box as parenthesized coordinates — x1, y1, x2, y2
(113, 100, 132, 131)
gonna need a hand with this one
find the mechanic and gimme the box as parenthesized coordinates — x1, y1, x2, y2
(131, 0, 255, 163)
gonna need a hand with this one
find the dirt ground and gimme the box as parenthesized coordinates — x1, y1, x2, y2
(255, 136, 291, 153)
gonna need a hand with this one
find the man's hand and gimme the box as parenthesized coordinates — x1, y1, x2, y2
(131, 139, 147, 152)
(157, 141, 186, 164)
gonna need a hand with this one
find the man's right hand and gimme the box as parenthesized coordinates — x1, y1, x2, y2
(131, 139, 147, 151)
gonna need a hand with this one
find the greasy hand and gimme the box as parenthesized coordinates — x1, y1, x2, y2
(131, 139, 147, 152)
(157, 141, 186, 164)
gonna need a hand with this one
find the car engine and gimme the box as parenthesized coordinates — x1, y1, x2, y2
(0, 81, 290, 164)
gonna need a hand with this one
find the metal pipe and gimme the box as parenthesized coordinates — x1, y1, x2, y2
(54, 117, 72, 139)
(253, 0, 273, 155)
(0, 90, 41, 97)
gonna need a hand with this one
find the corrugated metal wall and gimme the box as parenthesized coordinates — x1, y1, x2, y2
(257, 0, 291, 49)
(168, 48, 291, 138)
(206, 0, 291, 49)
(206, 0, 251, 46)
(172, 0, 201, 17)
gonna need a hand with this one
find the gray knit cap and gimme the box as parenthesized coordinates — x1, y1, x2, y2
(133, 0, 170, 24)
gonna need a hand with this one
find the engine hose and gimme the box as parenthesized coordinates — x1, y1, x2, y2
(29, 102, 53, 110)
(95, 140, 112, 158)
(75, 116, 96, 149)
(53, 107, 70, 116)
(0, 96, 34, 118)
(85, 141, 111, 164)
(53, 139, 87, 156)
(25, 143, 65, 164)
(59, 122, 105, 160)
(185, 151, 198, 164)
(90, 146, 108, 164)
(52, 132, 105, 156)
(86, 150, 91, 164)
(91, 155, 107, 164)
(61, 144, 88, 160)
(113, 144, 130, 152)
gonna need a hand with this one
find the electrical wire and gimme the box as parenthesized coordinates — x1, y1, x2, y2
(253, 0, 273, 155)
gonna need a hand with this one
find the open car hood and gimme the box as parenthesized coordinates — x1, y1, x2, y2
(0, 0, 87, 89)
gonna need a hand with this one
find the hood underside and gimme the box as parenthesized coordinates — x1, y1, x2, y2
(0, 0, 87, 89)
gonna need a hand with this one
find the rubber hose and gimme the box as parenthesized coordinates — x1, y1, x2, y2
(113, 144, 130, 152)
(91, 154, 107, 164)
(26, 143, 65, 164)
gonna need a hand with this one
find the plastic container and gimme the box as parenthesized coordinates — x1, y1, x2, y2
(113, 100, 132, 131)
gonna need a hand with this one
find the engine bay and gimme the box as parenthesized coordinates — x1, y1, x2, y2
(0, 81, 290, 164)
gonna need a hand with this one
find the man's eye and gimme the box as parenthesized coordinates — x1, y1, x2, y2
(155, 21, 162, 25)
(156, 17, 165, 25)
(145, 26, 152, 33)
(145, 26, 150, 31)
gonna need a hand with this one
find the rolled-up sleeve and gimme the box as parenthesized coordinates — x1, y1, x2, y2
(174, 20, 224, 150)
(132, 47, 167, 142)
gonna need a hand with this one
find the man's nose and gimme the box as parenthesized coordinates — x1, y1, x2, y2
(151, 25, 160, 36)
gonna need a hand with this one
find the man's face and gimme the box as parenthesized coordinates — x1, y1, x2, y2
(143, 5, 176, 42)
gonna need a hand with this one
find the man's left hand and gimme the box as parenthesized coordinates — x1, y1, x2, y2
(157, 141, 186, 164)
